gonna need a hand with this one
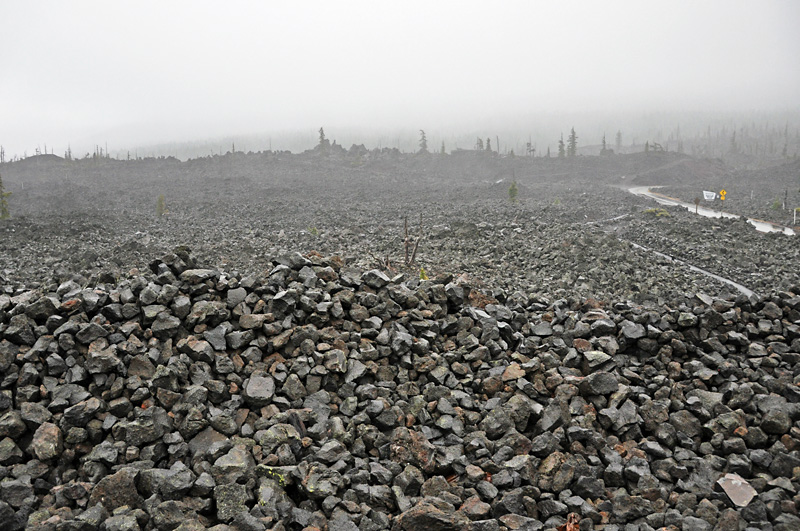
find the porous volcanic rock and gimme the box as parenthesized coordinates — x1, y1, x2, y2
(0, 248, 799, 530)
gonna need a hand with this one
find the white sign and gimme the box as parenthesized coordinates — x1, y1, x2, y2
(703, 191, 716, 201)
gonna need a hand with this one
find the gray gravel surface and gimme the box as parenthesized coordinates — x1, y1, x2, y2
(1, 151, 796, 301)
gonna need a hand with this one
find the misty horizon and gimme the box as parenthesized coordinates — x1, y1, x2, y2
(1, 0, 799, 158)
(5, 108, 800, 163)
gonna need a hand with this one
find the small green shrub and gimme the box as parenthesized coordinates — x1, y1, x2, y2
(508, 181, 518, 203)
(553, 197, 562, 206)
(771, 198, 782, 210)
(419, 267, 429, 281)
(643, 208, 671, 218)
(307, 226, 319, 236)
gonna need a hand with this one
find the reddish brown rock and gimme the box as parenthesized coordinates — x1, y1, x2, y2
(390, 427, 436, 474)
(573, 338, 592, 352)
(87, 467, 143, 512)
(502, 362, 526, 381)
(31, 422, 63, 460)
(392, 499, 471, 531)
(459, 495, 491, 520)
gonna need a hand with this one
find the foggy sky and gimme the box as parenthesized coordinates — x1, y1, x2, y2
(1, 0, 799, 157)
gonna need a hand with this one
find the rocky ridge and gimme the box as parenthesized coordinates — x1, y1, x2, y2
(1, 249, 800, 531)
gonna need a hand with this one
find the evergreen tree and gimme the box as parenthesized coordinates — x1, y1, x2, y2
(557, 135, 565, 158)
(546, 146, 551, 158)
(615, 130, 622, 152)
(476, 138, 484, 150)
(567, 127, 578, 157)
(601, 134, 607, 153)
(318, 127, 331, 152)
(441, 140, 446, 154)
(485, 138, 492, 152)
(418, 130, 428, 154)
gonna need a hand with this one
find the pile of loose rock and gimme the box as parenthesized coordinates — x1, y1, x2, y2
(1, 249, 800, 531)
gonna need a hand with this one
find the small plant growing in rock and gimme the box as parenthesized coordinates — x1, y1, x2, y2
(156, 195, 167, 218)
(0, 172, 12, 220)
(508, 181, 518, 202)
(553, 197, 562, 206)
(307, 226, 319, 236)
(643, 207, 671, 218)
(419, 267, 429, 280)
(771, 198, 782, 210)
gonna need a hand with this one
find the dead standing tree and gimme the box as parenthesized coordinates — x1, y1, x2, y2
(370, 214, 423, 271)
(404, 214, 422, 266)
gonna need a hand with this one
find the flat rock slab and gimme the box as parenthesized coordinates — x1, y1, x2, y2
(717, 472, 757, 507)
(180, 269, 219, 283)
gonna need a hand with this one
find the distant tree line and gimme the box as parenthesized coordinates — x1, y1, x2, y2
(3, 118, 797, 163)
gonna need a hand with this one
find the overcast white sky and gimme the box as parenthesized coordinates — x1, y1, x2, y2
(1, 0, 798, 156)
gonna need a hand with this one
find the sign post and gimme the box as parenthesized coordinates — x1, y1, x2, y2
(719, 189, 726, 218)
(694, 197, 700, 214)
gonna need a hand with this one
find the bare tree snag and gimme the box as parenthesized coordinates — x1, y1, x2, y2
(404, 216, 410, 265)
